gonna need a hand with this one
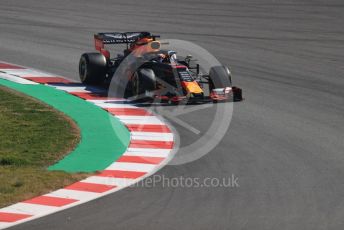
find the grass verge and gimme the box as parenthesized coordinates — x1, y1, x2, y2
(0, 86, 88, 208)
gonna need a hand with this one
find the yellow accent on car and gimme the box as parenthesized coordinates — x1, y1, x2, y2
(182, 81, 203, 94)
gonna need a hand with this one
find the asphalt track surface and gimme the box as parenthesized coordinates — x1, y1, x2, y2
(1, 0, 344, 229)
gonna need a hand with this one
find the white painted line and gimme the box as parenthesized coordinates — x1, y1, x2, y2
(87, 99, 129, 103)
(49, 85, 106, 93)
(130, 132, 173, 141)
(1, 69, 56, 77)
(127, 147, 171, 154)
(106, 162, 157, 172)
(82, 176, 135, 187)
(46, 189, 99, 201)
(123, 151, 169, 158)
(90, 101, 137, 109)
(0, 203, 57, 216)
(0, 223, 11, 229)
(49, 85, 88, 92)
(118, 116, 165, 125)
(0, 73, 38, 85)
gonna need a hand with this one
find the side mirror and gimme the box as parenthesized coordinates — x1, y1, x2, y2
(185, 55, 193, 61)
(185, 55, 193, 65)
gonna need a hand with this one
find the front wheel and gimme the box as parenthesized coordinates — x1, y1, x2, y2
(129, 68, 156, 101)
(131, 71, 141, 97)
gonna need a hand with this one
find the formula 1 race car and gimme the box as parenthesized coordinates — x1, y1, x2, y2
(79, 32, 243, 103)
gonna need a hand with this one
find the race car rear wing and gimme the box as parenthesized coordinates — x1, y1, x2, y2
(94, 32, 160, 51)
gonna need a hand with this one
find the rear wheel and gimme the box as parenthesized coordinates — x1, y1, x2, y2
(79, 53, 107, 85)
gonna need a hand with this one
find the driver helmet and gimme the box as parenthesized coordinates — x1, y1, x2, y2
(157, 53, 167, 62)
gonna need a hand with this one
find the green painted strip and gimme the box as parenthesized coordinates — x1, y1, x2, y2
(0, 79, 130, 173)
